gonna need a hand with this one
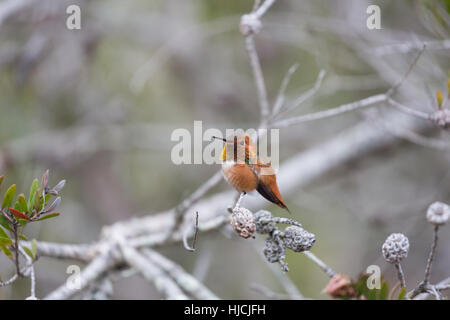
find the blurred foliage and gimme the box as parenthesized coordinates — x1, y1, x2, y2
(0, 171, 63, 263)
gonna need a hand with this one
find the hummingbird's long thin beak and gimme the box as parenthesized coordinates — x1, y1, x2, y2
(212, 136, 227, 142)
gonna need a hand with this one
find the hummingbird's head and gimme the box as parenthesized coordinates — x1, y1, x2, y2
(212, 134, 256, 164)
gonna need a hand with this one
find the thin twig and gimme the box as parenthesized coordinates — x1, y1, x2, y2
(246, 35, 270, 125)
(387, 98, 431, 120)
(409, 226, 442, 299)
(303, 251, 337, 278)
(272, 63, 300, 116)
(0, 274, 18, 287)
(272, 94, 387, 128)
(12, 223, 22, 277)
(253, 0, 277, 19)
(386, 45, 426, 97)
(234, 192, 247, 209)
(274, 69, 327, 119)
(183, 211, 199, 252)
(394, 263, 406, 288)
(173, 172, 223, 243)
(424, 225, 439, 285)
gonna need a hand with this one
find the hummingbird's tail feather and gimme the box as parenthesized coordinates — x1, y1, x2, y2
(256, 181, 290, 214)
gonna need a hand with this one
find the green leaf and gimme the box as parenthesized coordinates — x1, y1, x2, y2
(17, 219, 28, 227)
(31, 239, 37, 259)
(0, 237, 12, 245)
(22, 246, 34, 260)
(37, 213, 60, 221)
(0, 226, 11, 242)
(0, 176, 4, 194)
(353, 274, 369, 297)
(397, 287, 407, 300)
(28, 179, 39, 210)
(14, 199, 21, 212)
(2, 184, 16, 209)
(17, 194, 28, 214)
(33, 189, 41, 212)
(379, 281, 389, 300)
(0, 245, 12, 258)
(366, 288, 377, 300)
(0, 215, 11, 231)
(18, 234, 28, 241)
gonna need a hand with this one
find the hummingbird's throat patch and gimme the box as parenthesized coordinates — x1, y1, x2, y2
(221, 145, 227, 161)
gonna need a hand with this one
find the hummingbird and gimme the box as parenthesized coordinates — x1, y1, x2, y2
(213, 134, 290, 212)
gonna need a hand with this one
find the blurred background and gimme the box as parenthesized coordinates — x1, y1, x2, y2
(0, 0, 449, 299)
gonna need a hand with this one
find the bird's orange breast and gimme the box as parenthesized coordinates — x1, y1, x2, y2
(222, 162, 258, 193)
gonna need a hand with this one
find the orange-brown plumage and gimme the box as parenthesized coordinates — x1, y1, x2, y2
(217, 134, 289, 212)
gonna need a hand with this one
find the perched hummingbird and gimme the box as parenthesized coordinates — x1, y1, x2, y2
(213, 134, 290, 212)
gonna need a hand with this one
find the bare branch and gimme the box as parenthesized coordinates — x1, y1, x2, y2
(245, 35, 270, 125)
(272, 94, 387, 128)
(31, 241, 97, 263)
(143, 249, 219, 300)
(44, 251, 119, 300)
(120, 245, 189, 300)
(386, 98, 431, 120)
(272, 44, 425, 128)
(0, 274, 18, 288)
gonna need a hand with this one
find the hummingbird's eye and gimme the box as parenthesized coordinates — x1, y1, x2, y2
(240, 141, 245, 146)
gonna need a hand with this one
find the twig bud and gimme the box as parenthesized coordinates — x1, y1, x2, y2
(50, 179, 66, 195)
(240, 14, 262, 36)
(43, 196, 61, 214)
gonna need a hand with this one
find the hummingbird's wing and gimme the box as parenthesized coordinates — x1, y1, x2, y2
(251, 163, 290, 213)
